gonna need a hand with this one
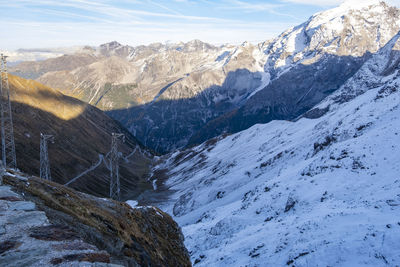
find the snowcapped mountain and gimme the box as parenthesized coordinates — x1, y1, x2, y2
(263, 0, 400, 76)
(145, 30, 400, 266)
(190, 0, 400, 146)
(9, 1, 400, 155)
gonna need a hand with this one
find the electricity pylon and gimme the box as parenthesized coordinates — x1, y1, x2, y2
(110, 133, 124, 200)
(0, 54, 17, 169)
(40, 133, 54, 180)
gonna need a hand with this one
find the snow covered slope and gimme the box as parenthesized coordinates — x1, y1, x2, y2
(148, 32, 400, 266)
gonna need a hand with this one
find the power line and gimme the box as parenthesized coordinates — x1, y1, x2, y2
(64, 154, 107, 186)
(64, 145, 141, 186)
(0, 54, 17, 170)
(40, 133, 54, 180)
(110, 133, 125, 201)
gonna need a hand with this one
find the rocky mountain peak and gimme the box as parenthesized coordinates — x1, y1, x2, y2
(99, 40, 122, 49)
(263, 0, 400, 76)
(98, 41, 134, 58)
(183, 39, 217, 52)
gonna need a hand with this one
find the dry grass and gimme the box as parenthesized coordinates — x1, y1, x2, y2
(4, 173, 191, 267)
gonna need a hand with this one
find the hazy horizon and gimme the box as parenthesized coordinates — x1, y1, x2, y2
(2, 0, 400, 52)
(0, 0, 343, 51)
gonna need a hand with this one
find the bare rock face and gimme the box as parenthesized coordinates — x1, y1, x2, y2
(2, 172, 191, 267)
(0, 181, 117, 267)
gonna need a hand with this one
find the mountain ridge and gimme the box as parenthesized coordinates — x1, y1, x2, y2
(9, 1, 400, 154)
(145, 29, 400, 266)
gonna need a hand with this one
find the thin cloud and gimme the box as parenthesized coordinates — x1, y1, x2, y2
(222, 0, 283, 11)
(218, 0, 299, 19)
(3, 0, 231, 22)
(0, 0, 347, 50)
(281, 0, 342, 6)
(146, 0, 184, 16)
(281, 0, 400, 7)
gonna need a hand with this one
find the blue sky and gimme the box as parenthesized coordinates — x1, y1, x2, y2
(0, 0, 395, 50)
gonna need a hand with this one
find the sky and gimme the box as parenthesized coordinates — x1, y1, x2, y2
(0, 0, 399, 50)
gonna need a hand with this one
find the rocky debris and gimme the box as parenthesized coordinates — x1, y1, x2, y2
(2, 171, 191, 267)
(284, 196, 296, 213)
(51, 240, 97, 251)
(303, 106, 330, 119)
(0, 240, 21, 254)
(0, 183, 119, 267)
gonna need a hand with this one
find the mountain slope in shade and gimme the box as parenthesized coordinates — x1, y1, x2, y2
(189, 0, 400, 146)
(7, 74, 153, 200)
(144, 32, 400, 266)
(10, 40, 269, 153)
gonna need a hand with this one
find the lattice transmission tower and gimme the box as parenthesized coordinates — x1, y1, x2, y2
(40, 133, 54, 180)
(0, 54, 17, 170)
(110, 133, 125, 200)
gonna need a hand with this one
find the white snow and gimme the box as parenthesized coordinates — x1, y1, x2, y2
(153, 33, 400, 266)
(152, 179, 158, 190)
(309, 0, 381, 29)
(247, 72, 270, 99)
(126, 200, 138, 208)
(262, 0, 399, 78)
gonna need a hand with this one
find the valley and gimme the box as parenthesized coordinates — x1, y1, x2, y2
(2, 0, 400, 266)
(7, 74, 153, 200)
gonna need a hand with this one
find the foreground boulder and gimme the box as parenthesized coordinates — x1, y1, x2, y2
(2, 171, 191, 266)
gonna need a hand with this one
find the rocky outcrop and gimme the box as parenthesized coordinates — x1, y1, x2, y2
(0, 180, 118, 266)
(1, 171, 191, 266)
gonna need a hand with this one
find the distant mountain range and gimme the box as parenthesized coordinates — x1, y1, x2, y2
(147, 15, 400, 266)
(9, 1, 400, 155)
